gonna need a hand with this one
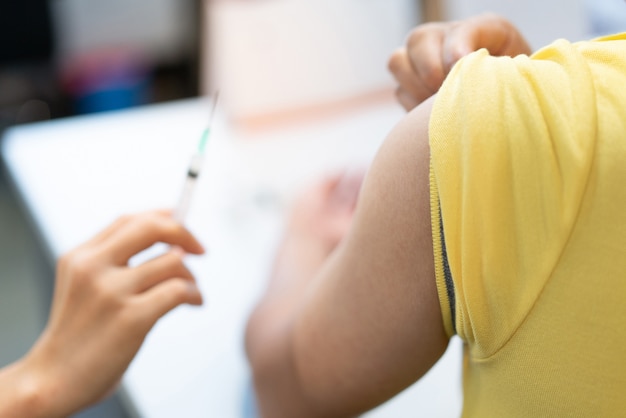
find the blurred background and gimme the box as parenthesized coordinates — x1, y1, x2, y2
(0, 0, 199, 127)
(0, 0, 622, 129)
(0, 0, 624, 416)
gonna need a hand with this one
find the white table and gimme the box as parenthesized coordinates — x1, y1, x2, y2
(1, 97, 462, 417)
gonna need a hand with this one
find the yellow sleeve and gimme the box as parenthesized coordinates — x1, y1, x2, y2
(429, 41, 599, 357)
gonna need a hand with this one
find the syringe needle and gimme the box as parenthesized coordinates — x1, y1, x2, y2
(173, 93, 220, 223)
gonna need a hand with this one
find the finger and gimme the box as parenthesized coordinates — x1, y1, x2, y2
(332, 170, 365, 210)
(388, 48, 433, 107)
(327, 213, 355, 241)
(313, 175, 344, 200)
(443, 13, 532, 72)
(128, 248, 196, 294)
(466, 13, 531, 56)
(81, 215, 132, 249)
(133, 279, 203, 328)
(100, 212, 205, 264)
(405, 24, 448, 99)
(395, 88, 420, 112)
(81, 209, 174, 249)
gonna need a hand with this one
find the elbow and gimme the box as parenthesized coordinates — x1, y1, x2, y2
(244, 305, 303, 417)
(245, 306, 332, 418)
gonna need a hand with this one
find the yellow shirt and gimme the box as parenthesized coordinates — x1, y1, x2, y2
(429, 33, 626, 416)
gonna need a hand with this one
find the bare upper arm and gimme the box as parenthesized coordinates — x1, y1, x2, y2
(293, 95, 449, 415)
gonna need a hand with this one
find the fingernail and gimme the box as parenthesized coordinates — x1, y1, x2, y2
(187, 283, 203, 305)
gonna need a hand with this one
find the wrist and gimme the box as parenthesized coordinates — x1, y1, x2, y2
(0, 356, 58, 418)
(17, 334, 73, 418)
(17, 359, 52, 418)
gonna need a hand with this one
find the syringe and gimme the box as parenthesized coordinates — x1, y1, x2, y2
(173, 92, 220, 223)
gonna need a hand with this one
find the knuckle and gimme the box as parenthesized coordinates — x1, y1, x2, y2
(168, 279, 191, 304)
(161, 253, 188, 278)
(167, 250, 186, 266)
(117, 214, 132, 224)
(406, 28, 422, 48)
(420, 65, 443, 90)
(136, 212, 157, 229)
(144, 213, 179, 238)
(60, 250, 98, 283)
(387, 48, 404, 73)
(406, 24, 432, 49)
(93, 278, 123, 308)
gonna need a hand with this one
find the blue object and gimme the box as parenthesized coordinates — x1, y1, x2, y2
(74, 78, 151, 114)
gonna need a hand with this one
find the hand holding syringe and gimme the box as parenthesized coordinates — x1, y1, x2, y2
(173, 93, 220, 224)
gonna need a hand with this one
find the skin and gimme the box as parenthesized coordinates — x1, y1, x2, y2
(388, 13, 532, 110)
(0, 210, 205, 418)
(246, 96, 446, 417)
(0, 12, 535, 418)
(246, 13, 533, 417)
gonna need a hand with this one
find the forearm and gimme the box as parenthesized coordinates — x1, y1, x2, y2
(0, 211, 206, 418)
(0, 356, 59, 418)
(245, 233, 337, 417)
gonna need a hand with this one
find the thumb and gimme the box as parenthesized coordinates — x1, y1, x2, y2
(441, 23, 476, 74)
(442, 14, 530, 73)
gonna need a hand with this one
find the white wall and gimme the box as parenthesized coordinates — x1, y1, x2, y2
(203, 0, 419, 121)
(51, 0, 195, 63)
(584, 0, 626, 36)
(444, 0, 590, 50)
